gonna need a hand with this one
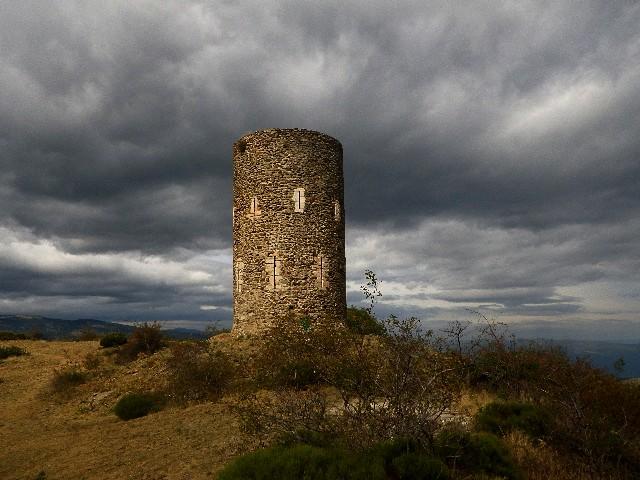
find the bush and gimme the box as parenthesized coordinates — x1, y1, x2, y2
(0, 345, 27, 359)
(99, 332, 128, 348)
(51, 367, 86, 392)
(469, 335, 640, 472)
(240, 315, 463, 450)
(83, 352, 101, 370)
(466, 432, 521, 479)
(0, 331, 28, 340)
(116, 323, 164, 362)
(345, 307, 386, 336)
(166, 341, 235, 402)
(475, 401, 552, 439)
(77, 327, 100, 341)
(392, 453, 450, 480)
(114, 392, 162, 420)
(253, 315, 326, 388)
(217, 444, 386, 480)
(435, 427, 520, 479)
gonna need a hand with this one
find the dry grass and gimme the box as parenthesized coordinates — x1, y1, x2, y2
(505, 430, 604, 480)
(0, 339, 251, 480)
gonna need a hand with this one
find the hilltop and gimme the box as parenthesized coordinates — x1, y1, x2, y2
(2, 316, 639, 480)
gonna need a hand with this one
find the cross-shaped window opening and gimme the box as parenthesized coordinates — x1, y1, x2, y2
(235, 261, 244, 293)
(265, 254, 282, 289)
(319, 256, 325, 289)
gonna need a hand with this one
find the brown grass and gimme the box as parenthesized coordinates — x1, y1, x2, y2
(0, 339, 251, 480)
(504, 430, 599, 480)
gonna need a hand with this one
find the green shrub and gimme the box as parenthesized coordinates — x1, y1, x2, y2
(0, 345, 27, 359)
(465, 432, 521, 480)
(435, 428, 520, 479)
(99, 332, 128, 348)
(345, 307, 386, 336)
(217, 444, 386, 480)
(0, 331, 28, 340)
(372, 437, 420, 468)
(475, 401, 552, 439)
(392, 453, 450, 480)
(166, 342, 235, 402)
(114, 392, 162, 420)
(51, 367, 86, 392)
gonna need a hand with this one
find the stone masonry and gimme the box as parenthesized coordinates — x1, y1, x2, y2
(232, 128, 346, 336)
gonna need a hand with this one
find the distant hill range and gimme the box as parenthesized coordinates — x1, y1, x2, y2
(529, 338, 640, 379)
(0, 315, 206, 340)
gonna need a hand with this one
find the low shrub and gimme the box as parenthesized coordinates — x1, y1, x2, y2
(166, 341, 235, 402)
(51, 367, 87, 392)
(475, 401, 552, 439)
(114, 392, 162, 420)
(435, 427, 520, 479)
(217, 444, 386, 480)
(465, 432, 521, 480)
(116, 323, 164, 362)
(83, 352, 102, 370)
(392, 453, 450, 479)
(0, 345, 27, 359)
(0, 331, 28, 340)
(253, 316, 326, 389)
(345, 306, 386, 336)
(100, 332, 128, 348)
(77, 328, 100, 341)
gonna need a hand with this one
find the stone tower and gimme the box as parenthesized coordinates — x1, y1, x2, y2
(232, 128, 346, 336)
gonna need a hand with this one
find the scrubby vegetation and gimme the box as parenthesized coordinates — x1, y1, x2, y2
(218, 444, 387, 480)
(345, 306, 386, 336)
(114, 392, 163, 420)
(0, 331, 28, 340)
(0, 345, 27, 359)
(220, 278, 640, 479)
(166, 341, 236, 402)
(51, 366, 87, 392)
(475, 401, 552, 440)
(116, 323, 165, 362)
(99, 332, 128, 348)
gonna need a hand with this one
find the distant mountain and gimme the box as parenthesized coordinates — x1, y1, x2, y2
(0, 315, 206, 340)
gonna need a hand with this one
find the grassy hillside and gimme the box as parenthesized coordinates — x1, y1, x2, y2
(0, 339, 247, 480)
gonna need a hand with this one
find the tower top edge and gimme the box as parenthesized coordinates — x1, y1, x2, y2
(234, 128, 342, 148)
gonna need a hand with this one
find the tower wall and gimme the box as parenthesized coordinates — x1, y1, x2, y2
(232, 128, 346, 335)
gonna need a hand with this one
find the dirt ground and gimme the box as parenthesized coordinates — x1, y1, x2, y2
(0, 340, 248, 480)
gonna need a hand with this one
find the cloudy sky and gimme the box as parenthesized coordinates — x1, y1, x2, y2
(1, 1, 639, 340)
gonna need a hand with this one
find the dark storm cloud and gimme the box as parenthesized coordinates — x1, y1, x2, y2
(1, 1, 639, 333)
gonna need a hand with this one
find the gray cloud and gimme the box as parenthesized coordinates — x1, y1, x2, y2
(1, 1, 639, 337)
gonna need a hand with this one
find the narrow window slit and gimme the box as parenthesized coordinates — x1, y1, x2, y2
(293, 188, 305, 212)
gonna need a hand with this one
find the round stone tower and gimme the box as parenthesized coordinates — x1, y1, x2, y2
(232, 128, 346, 336)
